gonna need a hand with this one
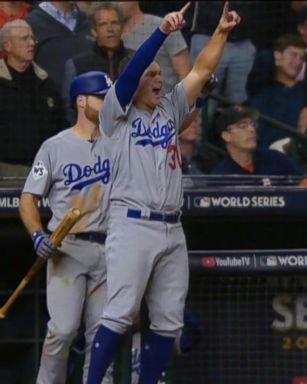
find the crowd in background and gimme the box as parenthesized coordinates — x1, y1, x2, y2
(0, 2, 305, 383)
(0, 0, 306, 183)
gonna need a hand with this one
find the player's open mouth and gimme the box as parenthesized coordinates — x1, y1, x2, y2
(153, 88, 161, 96)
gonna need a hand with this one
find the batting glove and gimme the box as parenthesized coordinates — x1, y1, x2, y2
(32, 230, 57, 260)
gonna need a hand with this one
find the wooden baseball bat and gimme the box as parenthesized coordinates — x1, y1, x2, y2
(0, 208, 81, 319)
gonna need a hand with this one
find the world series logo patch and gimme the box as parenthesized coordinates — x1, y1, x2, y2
(32, 160, 48, 180)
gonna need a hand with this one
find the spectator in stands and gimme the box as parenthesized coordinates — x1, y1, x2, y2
(117, 1, 192, 93)
(273, 8, 307, 171)
(179, 117, 204, 175)
(247, 1, 298, 98)
(179, 116, 221, 174)
(25, 1, 94, 93)
(0, 19, 66, 176)
(190, 1, 255, 121)
(0, 1, 29, 59)
(211, 105, 303, 177)
(0, 1, 29, 29)
(250, 34, 306, 148)
(62, 2, 133, 124)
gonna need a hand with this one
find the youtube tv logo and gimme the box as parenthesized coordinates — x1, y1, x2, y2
(202, 256, 216, 268)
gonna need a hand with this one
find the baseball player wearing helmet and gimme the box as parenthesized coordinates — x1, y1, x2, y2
(19, 71, 113, 384)
(87, 3, 240, 384)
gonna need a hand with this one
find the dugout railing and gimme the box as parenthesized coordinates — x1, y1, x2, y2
(1, 176, 307, 383)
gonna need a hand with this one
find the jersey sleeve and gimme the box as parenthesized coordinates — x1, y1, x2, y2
(99, 85, 132, 138)
(22, 142, 53, 197)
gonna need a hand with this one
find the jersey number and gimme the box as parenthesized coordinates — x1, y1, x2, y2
(167, 145, 182, 170)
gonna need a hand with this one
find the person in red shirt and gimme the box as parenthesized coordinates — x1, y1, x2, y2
(0, 2, 29, 59)
(0, 2, 29, 29)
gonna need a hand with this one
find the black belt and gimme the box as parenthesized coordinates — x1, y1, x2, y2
(73, 232, 106, 244)
(47, 230, 106, 244)
(127, 209, 181, 223)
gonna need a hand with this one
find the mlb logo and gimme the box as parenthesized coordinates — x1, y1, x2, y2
(202, 257, 216, 268)
(260, 255, 278, 266)
(292, 377, 307, 384)
(200, 197, 211, 208)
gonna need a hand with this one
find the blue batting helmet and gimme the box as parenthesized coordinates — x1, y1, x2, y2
(70, 71, 112, 106)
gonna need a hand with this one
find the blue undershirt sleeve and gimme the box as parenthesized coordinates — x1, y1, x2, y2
(115, 27, 168, 108)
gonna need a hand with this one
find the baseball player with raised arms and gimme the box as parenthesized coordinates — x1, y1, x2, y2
(19, 71, 113, 384)
(87, 3, 240, 384)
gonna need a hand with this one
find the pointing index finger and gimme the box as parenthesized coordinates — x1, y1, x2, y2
(179, 1, 191, 15)
(223, 1, 229, 16)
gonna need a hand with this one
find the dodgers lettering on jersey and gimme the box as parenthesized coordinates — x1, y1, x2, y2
(131, 116, 182, 171)
(131, 117, 176, 149)
(63, 156, 110, 191)
(100, 83, 190, 212)
(22, 130, 111, 233)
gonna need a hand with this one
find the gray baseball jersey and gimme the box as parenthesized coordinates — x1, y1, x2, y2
(23, 128, 111, 233)
(99, 83, 190, 212)
(122, 14, 188, 93)
(22, 128, 112, 384)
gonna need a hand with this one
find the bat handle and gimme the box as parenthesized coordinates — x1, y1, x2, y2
(49, 207, 81, 246)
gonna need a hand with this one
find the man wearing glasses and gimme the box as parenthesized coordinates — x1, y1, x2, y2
(211, 105, 303, 178)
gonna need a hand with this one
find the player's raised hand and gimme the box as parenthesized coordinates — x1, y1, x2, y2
(160, 2, 191, 34)
(218, 2, 241, 33)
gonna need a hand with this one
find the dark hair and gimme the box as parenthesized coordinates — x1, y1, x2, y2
(273, 34, 306, 52)
(87, 2, 125, 29)
(215, 105, 259, 137)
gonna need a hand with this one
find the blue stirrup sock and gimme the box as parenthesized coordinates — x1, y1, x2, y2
(87, 325, 123, 384)
(139, 330, 175, 384)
